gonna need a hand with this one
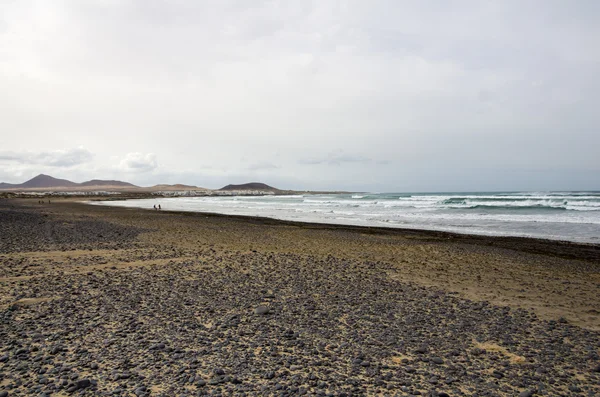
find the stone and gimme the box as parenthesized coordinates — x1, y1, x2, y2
(254, 306, 270, 315)
(519, 390, 535, 397)
(76, 379, 91, 389)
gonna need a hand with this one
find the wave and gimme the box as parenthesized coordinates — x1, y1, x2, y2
(93, 192, 600, 243)
(439, 198, 600, 211)
(181, 192, 600, 213)
(460, 204, 568, 211)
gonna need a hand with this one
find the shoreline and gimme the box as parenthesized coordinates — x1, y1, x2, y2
(86, 199, 600, 262)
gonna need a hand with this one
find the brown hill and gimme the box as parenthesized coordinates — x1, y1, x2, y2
(219, 182, 279, 192)
(151, 184, 199, 190)
(79, 179, 137, 188)
(0, 174, 136, 190)
(21, 174, 78, 189)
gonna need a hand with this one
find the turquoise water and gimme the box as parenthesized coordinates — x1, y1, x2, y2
(93, 192, 600, 244)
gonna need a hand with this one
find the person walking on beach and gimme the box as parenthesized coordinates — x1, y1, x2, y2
(158, 204, 161, 210)
(153, 204, 156, 210)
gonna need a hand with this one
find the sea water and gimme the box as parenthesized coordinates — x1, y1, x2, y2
(92, 192, 600, 243)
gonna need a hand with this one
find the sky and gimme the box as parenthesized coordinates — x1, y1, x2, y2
(1, 0, 599, 192)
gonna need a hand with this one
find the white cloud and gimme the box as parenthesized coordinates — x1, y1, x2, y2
(247, 161, 279, 171)
(118, 152, 158, 172)
(0, 147, 93, 167)
(299, 151, 372, 166)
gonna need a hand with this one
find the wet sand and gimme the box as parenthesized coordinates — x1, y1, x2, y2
(1, 198, 599, 396)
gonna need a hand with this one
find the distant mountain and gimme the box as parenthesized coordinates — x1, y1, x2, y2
(79, 179, 137, 188)
(0, 174, 281, 193)
(0, 174, 136, 190)
(20, 174, 78, 189)
(151, 184, 198, 189)
(219, 182, 279, 191)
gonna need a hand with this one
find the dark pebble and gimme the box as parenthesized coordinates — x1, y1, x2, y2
(519, 390, 535, 397)
(254, 306, 270, 315)
(76, 379, 91, 389)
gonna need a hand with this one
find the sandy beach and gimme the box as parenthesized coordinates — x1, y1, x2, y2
(1, 198, 599, 396)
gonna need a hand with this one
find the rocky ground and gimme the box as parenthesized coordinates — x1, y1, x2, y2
(0, 199, 599, 396)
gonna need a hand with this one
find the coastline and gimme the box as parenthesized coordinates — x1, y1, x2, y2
(1, 198, 599, 396)
(87, 198, 600, 262)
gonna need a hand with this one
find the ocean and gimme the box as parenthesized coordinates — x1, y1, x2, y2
(92, 192, 600, 244)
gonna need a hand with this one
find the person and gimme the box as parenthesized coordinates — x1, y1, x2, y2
(153, 204, 156, 210)
(158, 204, 161, 210)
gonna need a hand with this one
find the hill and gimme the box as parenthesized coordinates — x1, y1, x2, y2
(0, 175, 282, 194)
(219, 182, 279, 192)
(79, 179, 137, 188)
(20, 174, 78, 189)
(151, 184, 199, 190)
(0, 174, 136, 190)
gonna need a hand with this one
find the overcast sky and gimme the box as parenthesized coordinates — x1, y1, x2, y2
(1, 1, 599, 191)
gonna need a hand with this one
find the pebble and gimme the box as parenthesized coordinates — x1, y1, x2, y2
(76, 378, 91, 389)
(254, 305, 270, 315)
(519, 390, 535, 397)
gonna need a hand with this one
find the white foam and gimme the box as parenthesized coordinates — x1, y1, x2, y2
(91, 192, 600, 243)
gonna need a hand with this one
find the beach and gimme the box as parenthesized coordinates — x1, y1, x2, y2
(90, 192, 600, 244)
(1, 198, 599, 396)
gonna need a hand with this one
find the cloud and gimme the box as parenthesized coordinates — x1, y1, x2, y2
(118, 152, 158, 172)
(37, 147, 94, 167)
(0, 147, 93, 167)
(247, 161, 279, 170)
(299, 151, 372, 166)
